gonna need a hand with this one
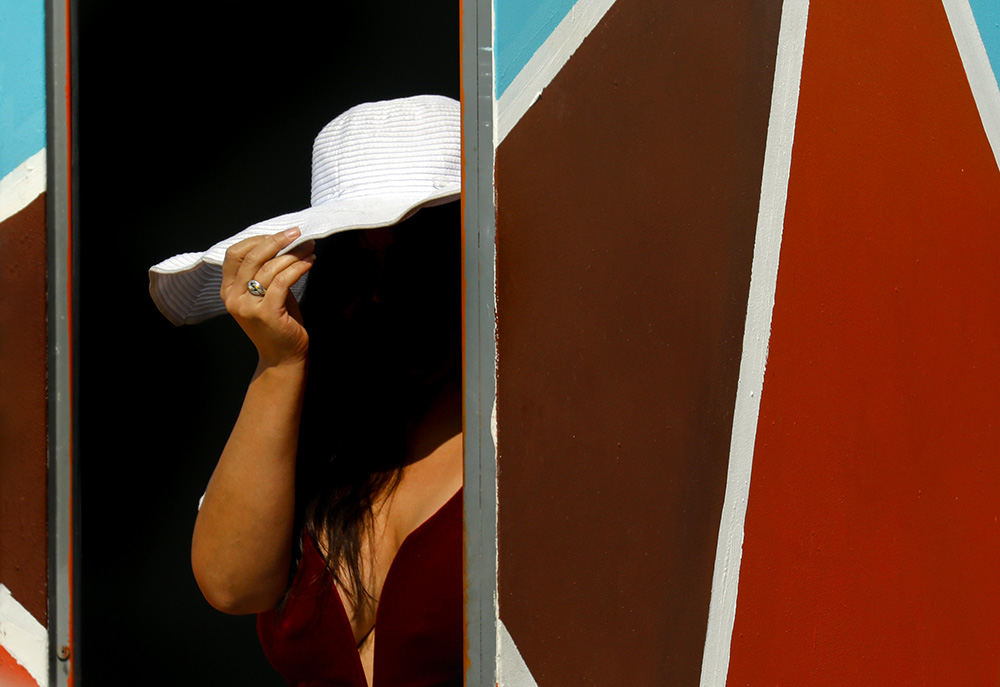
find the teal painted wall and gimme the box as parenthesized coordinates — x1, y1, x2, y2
(0, 0, 46, 179)
(495, 0, 577, 96)
(969, 0, 1000, 83)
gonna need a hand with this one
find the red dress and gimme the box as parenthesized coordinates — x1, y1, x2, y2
(257, 489, 462, 687)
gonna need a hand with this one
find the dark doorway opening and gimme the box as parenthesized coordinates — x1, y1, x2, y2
(76, 3, 458, 684)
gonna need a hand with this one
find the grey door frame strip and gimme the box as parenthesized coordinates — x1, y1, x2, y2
(462, 0, 498, 683)
(46, 0, 76, 684)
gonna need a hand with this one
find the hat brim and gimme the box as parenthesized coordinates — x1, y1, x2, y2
(149, 186, 459, 326)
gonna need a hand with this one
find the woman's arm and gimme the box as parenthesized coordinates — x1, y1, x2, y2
(191, 228, 315, 614)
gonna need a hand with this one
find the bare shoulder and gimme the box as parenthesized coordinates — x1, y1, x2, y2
(389, 432, 463, 543)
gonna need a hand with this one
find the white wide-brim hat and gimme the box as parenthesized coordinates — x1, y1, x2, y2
(149, 94, 460, 325)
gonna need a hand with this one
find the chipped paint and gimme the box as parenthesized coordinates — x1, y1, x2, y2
(0, 148, 46, 223)
(0, 585, 47, 686)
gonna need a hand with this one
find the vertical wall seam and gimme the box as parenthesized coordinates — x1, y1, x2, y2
(941, 0, 1000, 171)
(698, 1, 810, 685)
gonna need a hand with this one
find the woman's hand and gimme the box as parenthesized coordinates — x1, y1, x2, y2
(221, 228, 316, 368)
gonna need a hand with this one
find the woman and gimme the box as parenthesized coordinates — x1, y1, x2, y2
(151, 96, 463, 686)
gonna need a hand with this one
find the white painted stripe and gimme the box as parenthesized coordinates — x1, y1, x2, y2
(497, 619, 538, 686)
(0, 148, 46, 224)
(495, 0, 618, 145)
(699, 1, 809, 685)
(0, 584, 48, 686)
(942, 0, 1000, 171)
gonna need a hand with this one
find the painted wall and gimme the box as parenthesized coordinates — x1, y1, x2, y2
(492, 0, 1000, 684)
(494, 0, 578, 97)
(726, 1, 1000, 684)
(0, 1, 49, 686)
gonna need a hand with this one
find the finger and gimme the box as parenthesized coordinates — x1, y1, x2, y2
(251, 241, 315, 290)
(221, 235, 268, 295)
(235, 228, 302, 288)
(262, 254, 316, 309)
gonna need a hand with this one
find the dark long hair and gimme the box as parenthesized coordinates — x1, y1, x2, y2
(292, 201, 461, 616)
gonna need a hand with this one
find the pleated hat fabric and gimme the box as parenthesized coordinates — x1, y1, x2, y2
(149, 95, 461, 326)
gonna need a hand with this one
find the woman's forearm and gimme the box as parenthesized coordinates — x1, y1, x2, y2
(191, 358, 307, 614)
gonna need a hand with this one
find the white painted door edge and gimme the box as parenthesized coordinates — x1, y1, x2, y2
(495, 0, 618, 146)
(941, 0, 1000, 172)
(698, 1, 810, 685)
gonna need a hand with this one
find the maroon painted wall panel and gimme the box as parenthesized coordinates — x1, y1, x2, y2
(495, 2, 782, 683)
(0, 192, 49, 624)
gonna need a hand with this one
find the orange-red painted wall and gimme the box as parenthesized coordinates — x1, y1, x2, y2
(728, 1, 1000, 683)
(0, 645, 37, 687)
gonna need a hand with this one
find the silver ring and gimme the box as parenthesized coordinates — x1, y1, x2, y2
(247, 279, 267, 297)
